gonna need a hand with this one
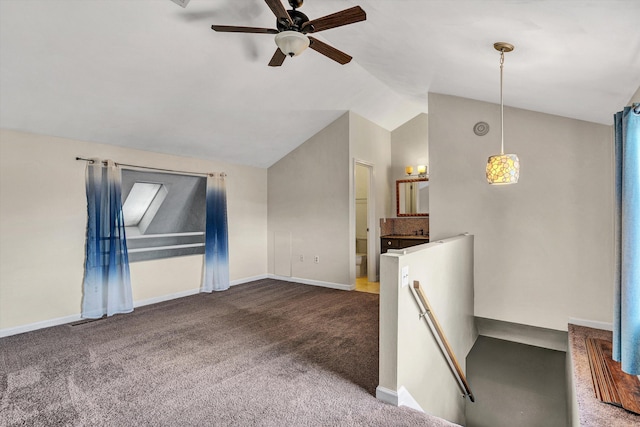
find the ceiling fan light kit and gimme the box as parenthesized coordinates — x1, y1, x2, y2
(211, 0, 366, 66)
(275, 31, 309, 57)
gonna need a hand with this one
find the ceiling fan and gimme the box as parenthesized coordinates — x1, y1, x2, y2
(211, 0, 366, 66)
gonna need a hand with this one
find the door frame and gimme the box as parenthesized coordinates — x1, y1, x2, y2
(353, 159, 377, 283)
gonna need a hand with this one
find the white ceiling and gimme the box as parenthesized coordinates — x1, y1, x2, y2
(1, 0, 639, 168)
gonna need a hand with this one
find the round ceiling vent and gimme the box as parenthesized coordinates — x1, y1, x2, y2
(473, 121, 490, 136)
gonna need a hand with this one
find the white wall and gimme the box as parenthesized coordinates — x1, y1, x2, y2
(267, 113, 351, 288)
(428, 93, 614, 331)
(0, 129, 268, 332)
(378, 235, 476, 425)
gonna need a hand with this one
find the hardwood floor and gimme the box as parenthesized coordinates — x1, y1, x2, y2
(355, 277, 380, 294)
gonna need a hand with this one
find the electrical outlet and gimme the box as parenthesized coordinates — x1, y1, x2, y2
(314, 256, 320, 264)
(401, 266, 409, 287)
(299, 255, 304, 262)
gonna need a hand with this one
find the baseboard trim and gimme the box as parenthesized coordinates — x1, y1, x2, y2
(134, 288, 201, 308)
(376, 386, 399, 405)
(134, 275, 270, 307)
(568, 318, 613, 331)
(0, 275, 271, 338)
(231, 274, 269, 286)
(376, 385, 424, 412)
(268, 274, 354, 291)
(0, 314, 82, 338)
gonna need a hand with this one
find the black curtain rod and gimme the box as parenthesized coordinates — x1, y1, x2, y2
(75, 157, 223, 177)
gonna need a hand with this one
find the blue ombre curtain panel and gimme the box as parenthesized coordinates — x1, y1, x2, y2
(82, 159, 133, 318)
(613, 104, 640, 375)
(201, 172, 230, 292)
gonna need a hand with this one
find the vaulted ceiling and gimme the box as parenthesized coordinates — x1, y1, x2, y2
(1, 0, 639, 167)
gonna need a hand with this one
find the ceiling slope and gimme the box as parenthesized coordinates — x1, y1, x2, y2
(1, 0, 639, 167)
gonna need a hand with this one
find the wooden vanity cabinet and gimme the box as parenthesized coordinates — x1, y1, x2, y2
(381, 236, 429, 254)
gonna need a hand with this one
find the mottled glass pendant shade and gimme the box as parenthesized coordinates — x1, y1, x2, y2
(486, 153, 520, 184)
(486, 42, 519, 185)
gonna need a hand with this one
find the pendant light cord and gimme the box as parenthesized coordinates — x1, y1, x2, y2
(500, 49, 505, 155)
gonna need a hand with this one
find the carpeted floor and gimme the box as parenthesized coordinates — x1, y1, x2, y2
(0, 279, 457, 426)
(465, 336, 567, 427)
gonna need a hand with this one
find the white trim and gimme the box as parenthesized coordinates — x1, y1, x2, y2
(568, 318, 613, 331)
(353, 159, 378, 284)
(135, 275, 272, 306)
(376, 386, 399, 405)
(230, 274, 269, 287)
(128, 243, 204, 253)
(127, 231, 204, 240)
(375, 386, 424, 412)
(0, 313, 82, 338)
(0, 276, 270, 338)
(133, 288, 200, 308)
(268, 274, 354, 291)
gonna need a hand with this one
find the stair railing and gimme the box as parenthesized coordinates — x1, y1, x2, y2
(411, 280, 475, 402)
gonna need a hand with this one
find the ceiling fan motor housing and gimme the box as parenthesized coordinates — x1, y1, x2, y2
(288, 0, 303, 9)
(277, 9, 310, 32)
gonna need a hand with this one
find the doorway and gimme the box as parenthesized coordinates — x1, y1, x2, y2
(354, 161, 378, 293)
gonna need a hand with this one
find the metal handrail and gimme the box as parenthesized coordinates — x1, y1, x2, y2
(411, 280, 475, 402)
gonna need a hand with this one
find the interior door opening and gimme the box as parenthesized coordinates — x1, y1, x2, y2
(355, 161, 378, 292)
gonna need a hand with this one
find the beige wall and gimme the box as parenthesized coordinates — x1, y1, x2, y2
(428, 93, 614, 331)
(629, 85, 640, 104)
(378, 234, 476, 425)
(391, 113, 429, 182)
(0, 129, 268, 332)
(267, 113, 351, 287)
(390, 113, 429, 218)
(267, 112, 392, 287)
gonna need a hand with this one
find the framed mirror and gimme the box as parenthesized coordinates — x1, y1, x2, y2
(396, 178, 429, 217)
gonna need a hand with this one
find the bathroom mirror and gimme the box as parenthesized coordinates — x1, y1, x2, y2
(396, 178, 429, 217)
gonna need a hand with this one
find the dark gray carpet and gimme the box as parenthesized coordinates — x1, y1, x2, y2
(0, 279, 458, 426)
(465, 336, 568, 427)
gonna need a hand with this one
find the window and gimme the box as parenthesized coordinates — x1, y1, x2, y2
(123, 182, 167, 230)
(121, 170, 206, 262)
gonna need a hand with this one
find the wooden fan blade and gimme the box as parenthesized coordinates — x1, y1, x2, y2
(308, 36, 352, 64)
(211, 25, 279, 34)
(268, 48, 287, 67)
(264, 0, 293, 26)
(302, 6, 366, 33)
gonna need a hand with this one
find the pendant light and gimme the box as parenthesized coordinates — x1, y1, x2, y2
(486, 42, 520, 185)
